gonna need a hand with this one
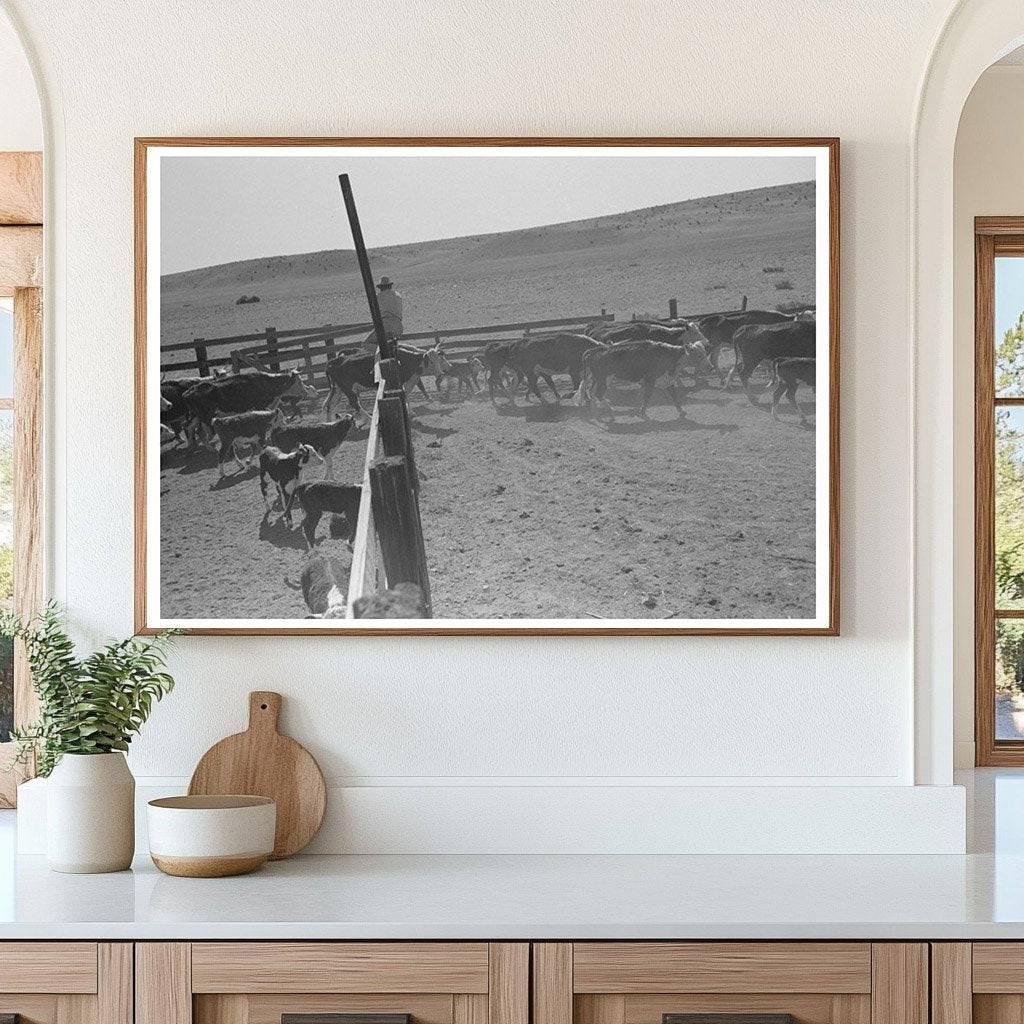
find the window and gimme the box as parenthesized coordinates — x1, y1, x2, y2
(975, 220, 1024, 764)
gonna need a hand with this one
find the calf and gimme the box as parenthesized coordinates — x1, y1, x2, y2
(210, 409, 282, 476)
(258, 444, 319, 523)
(300, 549, 348, 618)
(768, 357, 816, 423)
(290, 480, 364, 549)
(271, 413, 355, 480)
(437, 356, 486, 397)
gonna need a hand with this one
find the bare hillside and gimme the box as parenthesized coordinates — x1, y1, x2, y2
(160, 181, 815, 350)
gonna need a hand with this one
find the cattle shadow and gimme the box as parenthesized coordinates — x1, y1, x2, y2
(600, 417, 742, 436)
(162, 445, 219, 475)
(410, 420, 458, 440)
(209, 465, 259, 492)
(258, 512, 309, 552)
(493, 401, 587, 423)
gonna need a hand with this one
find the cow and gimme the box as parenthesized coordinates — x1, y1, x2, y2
(481, 340, 522, 402)
(768, 357, 816, 423)
(182, 370, 315, 446)
(353, 582, 427, 619)
(271, 413, 355, 480)
(730, 320, 816, 399)
(160, 377, 206, 446)
(695, 309, 793, 378)
(577, 341, 697, 419)
(300, 549, 348, 618)
(323, 345, 451, 421)
(511, 331, 605, 404)
(258, 444, 319, 522)
(601, 321, 704, 347)
(290, 480, 364, 549)
(210, 408, 283, 476)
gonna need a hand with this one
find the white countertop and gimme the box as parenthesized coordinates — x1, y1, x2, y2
(1, 769, 1021, 941)
(0, 849, 1022, 940)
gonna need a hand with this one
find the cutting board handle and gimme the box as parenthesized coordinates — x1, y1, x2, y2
(248, 691, 282, 734)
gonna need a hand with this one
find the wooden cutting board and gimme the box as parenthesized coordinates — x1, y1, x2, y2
(188, 691, 326, 859)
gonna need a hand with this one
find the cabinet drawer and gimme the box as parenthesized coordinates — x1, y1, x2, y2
(534, 943, 925, 1024)
(191, 943, 490, 993)
(139, 942, 528, 1024)
(572, 944, 872, 994)
(0, 942, 98, 993)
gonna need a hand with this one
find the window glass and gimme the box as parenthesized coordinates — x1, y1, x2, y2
(996, 257, 1024, 396)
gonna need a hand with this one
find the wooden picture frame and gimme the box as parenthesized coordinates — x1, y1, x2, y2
(0, 151, 43, 806)
(135, 137, 840, 636)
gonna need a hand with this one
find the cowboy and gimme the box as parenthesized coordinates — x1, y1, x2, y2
(362, 276, 404, 354)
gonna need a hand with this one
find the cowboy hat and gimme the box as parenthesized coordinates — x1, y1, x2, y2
(377, 276, 393, 289)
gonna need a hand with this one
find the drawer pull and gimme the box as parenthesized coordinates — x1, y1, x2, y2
(1, 1017, 20, 1024)
(283, 1016, 411, 1024)
(665, 1016, 796, 1024)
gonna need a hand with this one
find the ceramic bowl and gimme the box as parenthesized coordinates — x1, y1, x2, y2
(147, 795, 276, 877)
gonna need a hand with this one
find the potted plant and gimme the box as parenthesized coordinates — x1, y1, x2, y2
(2, 603, 177, 873)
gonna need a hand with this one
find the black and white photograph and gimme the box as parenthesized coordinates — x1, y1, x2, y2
(137, 139, 838, 634)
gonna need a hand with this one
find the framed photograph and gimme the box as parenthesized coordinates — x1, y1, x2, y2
(135, 137, 839, 635)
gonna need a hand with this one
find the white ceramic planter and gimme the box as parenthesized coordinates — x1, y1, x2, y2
(46, 752, 135, 873)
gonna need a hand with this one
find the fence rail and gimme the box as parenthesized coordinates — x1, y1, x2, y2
(162, 310, 617, 385)
(345, 374, 386, 617)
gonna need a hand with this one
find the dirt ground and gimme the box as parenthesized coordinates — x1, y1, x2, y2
(159, 372, 816, 621)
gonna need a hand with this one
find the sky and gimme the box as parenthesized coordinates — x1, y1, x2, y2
(997, 256, 1024, 341)
(159, 149, 816, 274)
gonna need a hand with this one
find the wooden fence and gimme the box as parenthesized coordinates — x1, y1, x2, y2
(162, 311, 616, 390)
(345, 374, 386, 617)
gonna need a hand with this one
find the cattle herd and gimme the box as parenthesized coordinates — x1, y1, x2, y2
(159, 305, 817, 618)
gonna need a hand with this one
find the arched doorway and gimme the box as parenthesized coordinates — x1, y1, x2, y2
(914, 0, 1024, 785)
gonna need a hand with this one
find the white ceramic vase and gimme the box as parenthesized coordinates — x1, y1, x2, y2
(46, 752, 135, 873)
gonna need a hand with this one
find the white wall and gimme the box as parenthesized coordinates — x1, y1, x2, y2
(952, 65, 1024, 767)
(1, 0, 973, 851)
(0, 9, 40, 151)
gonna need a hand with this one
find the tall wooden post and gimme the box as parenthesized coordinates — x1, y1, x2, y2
(338, 174, 393, 360)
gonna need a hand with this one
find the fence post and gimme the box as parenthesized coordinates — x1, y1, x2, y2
(194, 339, 209, 376)
(266, 326, 280, 371)
(741, 295, 748, 311)
(378, 392, 409, 457)
(369, 454, 432, 615)
(231, 351, 242, 374)
(379, 357, 402, 389)
(302, 339, 314, 385)
(668, 298, 678, 319)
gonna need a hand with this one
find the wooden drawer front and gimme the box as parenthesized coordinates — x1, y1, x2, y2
(973, 944, 1024, 992)
(577, 993, 870, 1024)
(0, 943, 98, 993)
(192, 943, 490, 994)
(573, 944, 873, 995)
